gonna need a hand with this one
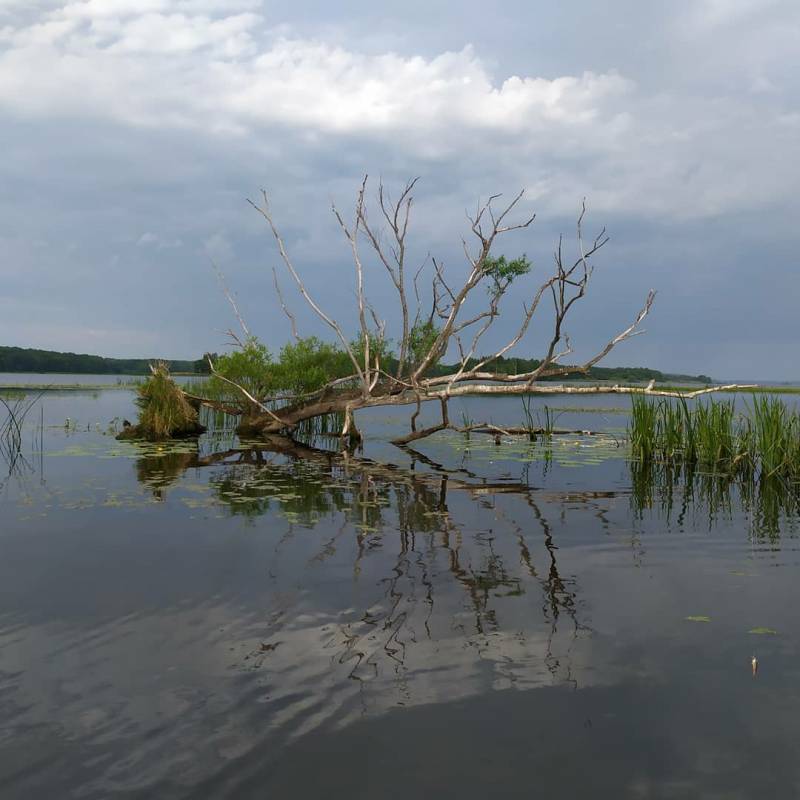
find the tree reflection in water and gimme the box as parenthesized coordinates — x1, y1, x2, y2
(131, 435, 799, 722)
(132, 436, 594, 709)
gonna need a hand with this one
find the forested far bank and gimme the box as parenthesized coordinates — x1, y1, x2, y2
(423, 355, 712, 384)
(0, 344, 712, 384)
(0, 346, 210, 375)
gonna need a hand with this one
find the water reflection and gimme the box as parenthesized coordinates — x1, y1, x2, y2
(132, 436, 592, 697)
(630, 459, 800, 537)
(3, 424, 800, 798)
(128, 436, 800, 711)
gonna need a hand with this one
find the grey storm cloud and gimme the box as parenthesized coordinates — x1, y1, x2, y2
(0, 0, 797, 379)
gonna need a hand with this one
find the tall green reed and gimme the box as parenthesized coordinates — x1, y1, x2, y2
(750, 396, 793, 478)
(630, 394, 658, 462)
(629, 394, 800, 481)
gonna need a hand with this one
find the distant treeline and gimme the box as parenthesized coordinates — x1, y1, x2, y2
(0, 345, 712, 384)
(424, 355, 712, 384)
(0, 346, 210, 375)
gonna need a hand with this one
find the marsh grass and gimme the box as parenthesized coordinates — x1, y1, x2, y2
(694, 398, 736, 466)
(521, 396, 536, 440)
(750, 396, 800, 478)
(519, 398, 562, 441)
(629, 394, 658, 462)
(460, 410, 475, 439)
(130, 363, 202, 441)
(629, 394, 800, 481)
(538, 404, 559, 436)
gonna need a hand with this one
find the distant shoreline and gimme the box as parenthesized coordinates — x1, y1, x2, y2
(3, 380, 798, 396)
(0, 345, 711, 385)
(0, 345, 205, 377)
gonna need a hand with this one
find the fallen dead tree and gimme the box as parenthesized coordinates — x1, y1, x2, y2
(192, 178, 752, 446)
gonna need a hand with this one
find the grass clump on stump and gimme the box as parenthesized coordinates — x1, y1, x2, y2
(118, 362, 205, 441)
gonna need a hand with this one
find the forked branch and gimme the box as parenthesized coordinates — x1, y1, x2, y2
(198, 178, 734, 447)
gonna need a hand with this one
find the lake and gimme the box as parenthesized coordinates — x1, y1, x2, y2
(1, 384, 799, 798)
(0, 372, 142, 387)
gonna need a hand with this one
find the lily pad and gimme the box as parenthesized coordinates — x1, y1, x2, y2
(685, 615, 711, 623)
(748, 627, 778, 635)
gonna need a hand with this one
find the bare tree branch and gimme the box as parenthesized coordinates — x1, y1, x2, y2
(332, 174, 372, 393)
(359, 177, 418, 380)
(248, 190, 366, 388)
(228, 179, 722, 446)
(211, 257, 250, 340)
(271, 266, 299, 341)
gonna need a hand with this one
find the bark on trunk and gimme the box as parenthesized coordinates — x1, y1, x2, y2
(232, 382, 753, 441)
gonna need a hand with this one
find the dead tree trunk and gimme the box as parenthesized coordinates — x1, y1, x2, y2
(194, 177, 752, 446)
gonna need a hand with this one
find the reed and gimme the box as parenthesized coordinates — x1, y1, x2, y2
(521, 396, 536, 440)
(460, 410, 474, 439)
(537, 404, 558, 436)
(750, 396, 800, 478)
(1, 390, 44, 474)
(657, 396, 687, 462)
(694, 397, 735, 467)
(519, 397, 561, 440)
(629, 394, 658, 462)
(629, 394, 800, 481)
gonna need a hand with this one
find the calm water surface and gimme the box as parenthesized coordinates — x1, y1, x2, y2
(0, 372, 142, 386)
(1, 388, 799, 798)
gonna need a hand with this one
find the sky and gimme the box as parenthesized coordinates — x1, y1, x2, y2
(0, 0, 797, 380)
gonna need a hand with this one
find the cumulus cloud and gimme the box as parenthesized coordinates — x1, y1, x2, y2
(0, 6, 631, 147)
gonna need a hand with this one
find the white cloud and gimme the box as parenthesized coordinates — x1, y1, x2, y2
(0, 1, 796, 224)
(138, 232, 182, 249)
(61, 0, 170, 19)
(103, 11, 260, 56)
(0, 6, 631, 147)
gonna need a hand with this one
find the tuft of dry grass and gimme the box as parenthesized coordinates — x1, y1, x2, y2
(122, 362, 203, 441)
